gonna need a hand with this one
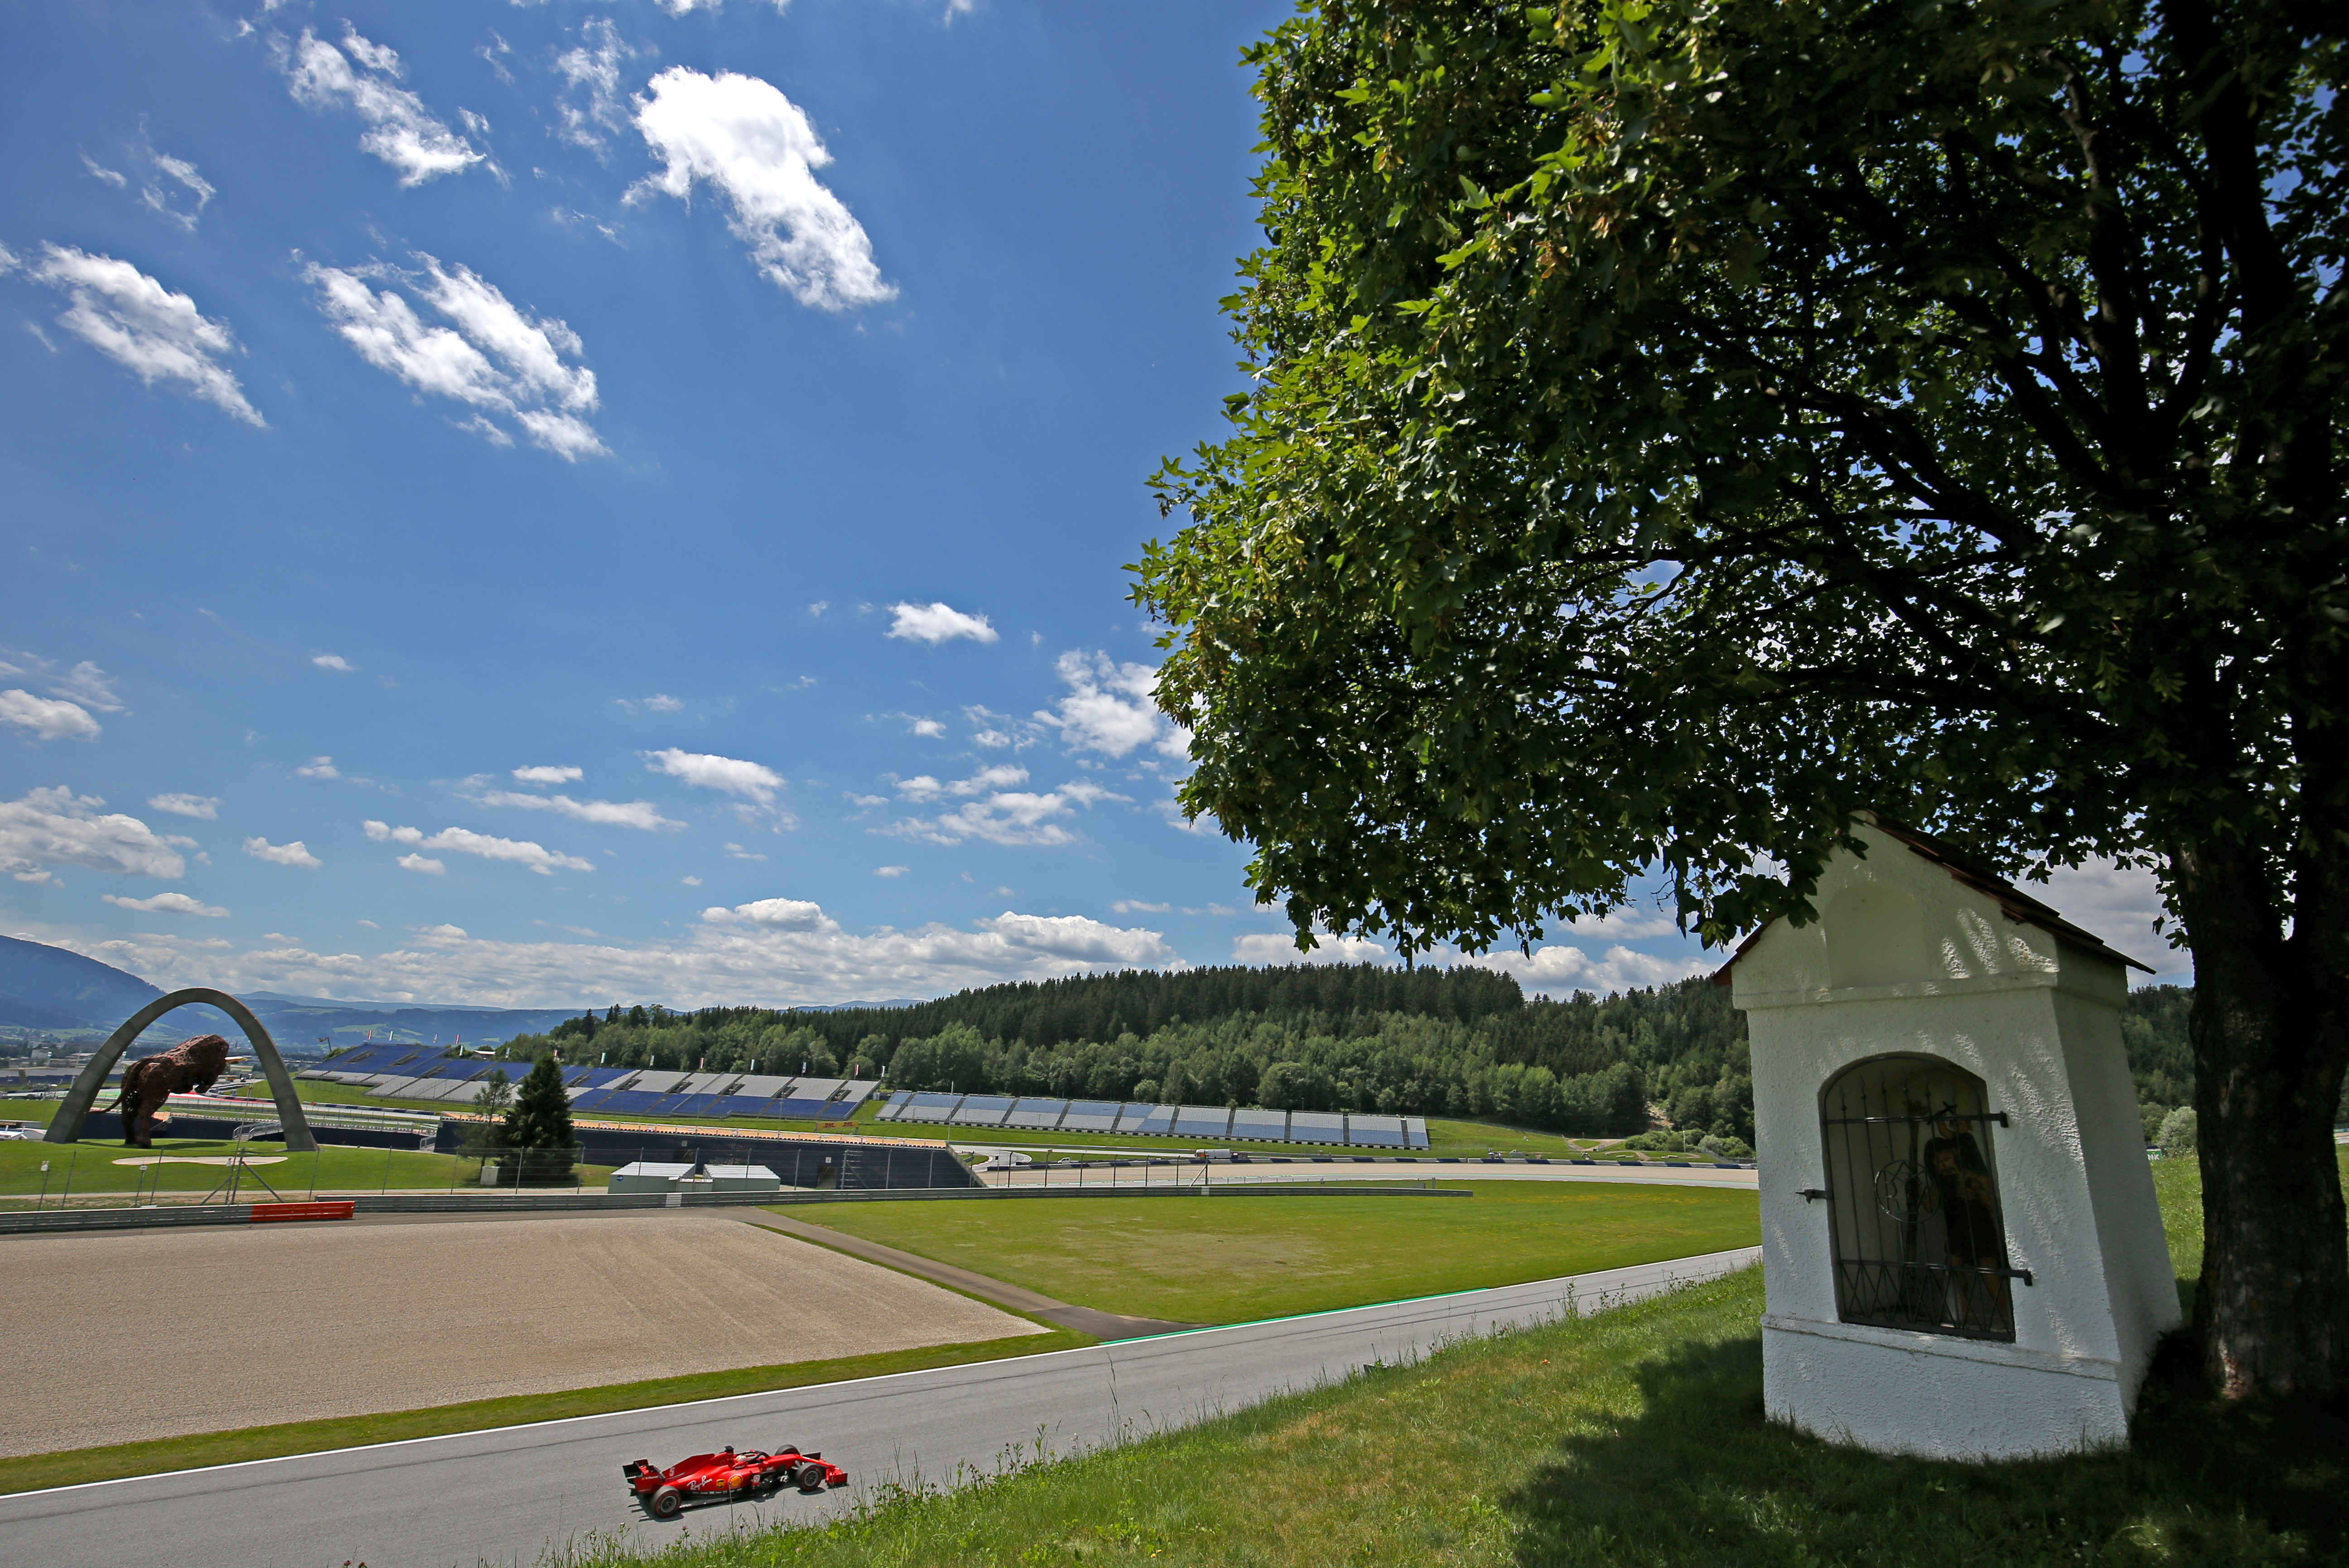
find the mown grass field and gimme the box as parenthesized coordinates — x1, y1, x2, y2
(0, 1136, 612, 1199)
(550, 1153, 2349, 1568)
(786, 1179, 1760, 1325)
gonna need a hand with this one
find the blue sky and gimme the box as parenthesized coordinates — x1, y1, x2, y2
(0, 0, 2182, 1008)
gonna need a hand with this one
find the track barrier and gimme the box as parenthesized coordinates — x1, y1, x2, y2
(251, 1200, 356, 1223)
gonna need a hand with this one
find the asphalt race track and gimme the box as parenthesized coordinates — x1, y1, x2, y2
(0, 1246, 1759, 1568)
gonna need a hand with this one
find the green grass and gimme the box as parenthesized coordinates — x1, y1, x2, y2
(0, 1328, 1094, 1497)
(0, 1136, 612, 1201)
(786, 1179, 1760, 1325)
(543, 1264, 2344, 1568)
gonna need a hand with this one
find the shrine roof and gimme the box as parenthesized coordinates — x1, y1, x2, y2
(1711, 815, 2157, 985)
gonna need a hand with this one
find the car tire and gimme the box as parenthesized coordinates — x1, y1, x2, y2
(649, 1486, 685, 1520)
(795, 1461, 829, 1492)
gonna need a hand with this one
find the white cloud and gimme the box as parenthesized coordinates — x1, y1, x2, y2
(313, 653, 355, 671)
(882, 779, 1111, 848)
(1037, 650, 1190, 759)
(1233, 931, 1393, 967)
(911, 718, 945, 738)
(0, 787, 187, 879)
(397, 853, 446, 875)
(890, 764, 1029, 803)
(0, 653, 125, 714)
(1457, 941, 1713, 998)
(467, 788, 681, 830)
(2040, 856, 2176, 975)
(103, 891, 230, 918)
(15, 902, 1178, 1011)
(294, 756, 340, 779)
(511, 765, 583, 784)
(80, 144, 212, 228)
(0, 690, 100, 742)
(704, 896, 837, 932)
(278, 27, 487, 186)
(682, 874, 703, 886)
(616, 693, 684, 714)
(244, 836, 323, 868)
(645, 748, 784, 805)
(90, 141, 214, 230)
(874, 864, 909, 877)
(23, 246, 262, 425)
(887, 602, 997, 645)
(631, 67, 894, 311)
(142, 152, 216, 230)
(364, 820, 595, 875)
(554, 18, 633, 151)
(304, 254, 604, 458)
(52, 662, 121, 711)
(1112, 899, 1171, 914)
(147, 794, 219, 820)
(724, 841, 767, 860)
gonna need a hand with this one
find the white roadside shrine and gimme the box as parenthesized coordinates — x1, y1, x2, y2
(1720, 817, 2179, 1460)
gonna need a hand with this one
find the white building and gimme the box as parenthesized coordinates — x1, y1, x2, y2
(607, 1161, 781, 1195)
(1722, 816, 2178, 1460)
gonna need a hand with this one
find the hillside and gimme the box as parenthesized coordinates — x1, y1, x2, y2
(0, 936, 589, 1053)
(0, 933, 163, 1028)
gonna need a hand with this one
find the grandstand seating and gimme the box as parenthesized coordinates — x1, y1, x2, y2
(870, 1093, 1429, 1148)
(1173, 1106, 1232, 1139)
(305, 1046, 880, 1122)
(1058, 1100, 1121, 1133)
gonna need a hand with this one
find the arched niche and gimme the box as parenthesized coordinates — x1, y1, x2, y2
(1823, 883, 1931, 989)
(1818, 1052, 2020, 1341)
(45, 987, 318, 1153)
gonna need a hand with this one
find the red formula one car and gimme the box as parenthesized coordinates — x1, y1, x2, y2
(625, 1445, 849, 1519)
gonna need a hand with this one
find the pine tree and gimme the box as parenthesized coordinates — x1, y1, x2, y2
(502, 1054, 575, 1185)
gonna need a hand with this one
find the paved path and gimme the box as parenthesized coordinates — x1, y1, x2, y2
(0, 1247, 1761, 1568)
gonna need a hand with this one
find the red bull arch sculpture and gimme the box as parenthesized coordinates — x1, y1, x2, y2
(45, 987, 318, 1153)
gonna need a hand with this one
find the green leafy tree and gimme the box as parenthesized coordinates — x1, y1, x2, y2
(1135, 0, 2346, 1395)
(470, 1066, 512, 1119)
(501, 1054, 575, 1185)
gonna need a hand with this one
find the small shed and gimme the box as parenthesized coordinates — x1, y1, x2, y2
(608, 1161, 781, 1195)
(1719, 816, 2177, 1460)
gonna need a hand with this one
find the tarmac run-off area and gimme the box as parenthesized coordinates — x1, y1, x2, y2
(0, 1212, 1042, 1457)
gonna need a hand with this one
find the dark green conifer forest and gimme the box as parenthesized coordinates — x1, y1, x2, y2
(498, 967, 2213, 1142)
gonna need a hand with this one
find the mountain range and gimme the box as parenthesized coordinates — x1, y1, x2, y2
(1, 935, 595, 1053)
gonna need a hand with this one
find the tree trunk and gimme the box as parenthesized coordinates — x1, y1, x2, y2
(2172, 836, 2349, 1399)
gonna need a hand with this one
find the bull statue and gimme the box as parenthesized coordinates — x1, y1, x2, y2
(104, 1033, 232, 1149)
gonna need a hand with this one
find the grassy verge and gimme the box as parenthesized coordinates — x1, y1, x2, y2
(534, 1154, 2349, 1567)
(0, 1136, 605, 1202)
(541, 1266, 2342, 1568)
(786, 1180, 1758, 1324)
(0, 1328, 1094, 1497)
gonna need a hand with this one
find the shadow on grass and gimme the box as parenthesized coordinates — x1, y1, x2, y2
(1501, 1328, 2346, 1568)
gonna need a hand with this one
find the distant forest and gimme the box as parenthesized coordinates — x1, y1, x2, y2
(495, 966, 2211, 1142)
